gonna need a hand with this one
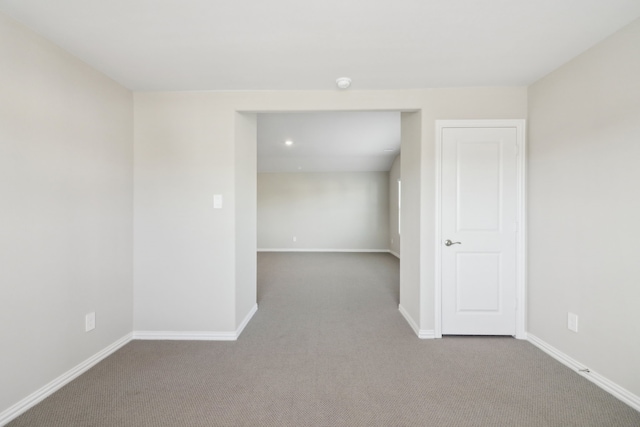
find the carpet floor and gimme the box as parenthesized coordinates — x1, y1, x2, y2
(8, 252, 640, 426)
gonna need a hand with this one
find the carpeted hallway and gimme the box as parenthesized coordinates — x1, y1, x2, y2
(8, 252, 640, 426)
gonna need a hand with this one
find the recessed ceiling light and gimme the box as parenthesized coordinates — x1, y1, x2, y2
(285, 140, 293, 146)
(336, 77, 351, 89)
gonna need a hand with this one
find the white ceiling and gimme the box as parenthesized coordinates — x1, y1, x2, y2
(0, 1, 639, 91)
(257, 112, 400, 173)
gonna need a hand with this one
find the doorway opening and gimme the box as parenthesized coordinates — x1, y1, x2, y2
(233, 108, 423, 339)
(255, 111, 402, 308)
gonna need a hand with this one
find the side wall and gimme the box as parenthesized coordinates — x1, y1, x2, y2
(389, 155, 401, 257)
(528, 19, 640, 398)
(0, 13, 133, 416)
(235, 113, 258, 329)
(399, 112, 422, 330)
(257, 172, 390, 251)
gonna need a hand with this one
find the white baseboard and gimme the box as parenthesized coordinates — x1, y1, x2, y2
(418, 329, 436, 339)
(134, 304, 258, 342)
(0, 333, 132, 426)
(133, 330, 237, 341)
(257, 248, 391, 253)
(236, 304, 258, 337)
(389, 250, 400, 259)
(528, 334, 640, 412)
(398, 304, 435, 339)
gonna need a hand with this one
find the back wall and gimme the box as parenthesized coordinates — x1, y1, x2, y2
(257, 172, 389, 251)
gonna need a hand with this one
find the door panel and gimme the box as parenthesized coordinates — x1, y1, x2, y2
(456, 253, 501, 312)
(442, 127, 517, 335)
(457, 141, 502, 232)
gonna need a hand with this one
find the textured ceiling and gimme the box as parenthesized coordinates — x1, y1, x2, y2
(1, 0, 639, 91)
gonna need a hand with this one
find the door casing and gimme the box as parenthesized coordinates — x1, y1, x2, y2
(434, 120, 527, 339)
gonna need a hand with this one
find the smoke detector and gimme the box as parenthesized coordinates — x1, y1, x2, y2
(336, 77, 352, 90)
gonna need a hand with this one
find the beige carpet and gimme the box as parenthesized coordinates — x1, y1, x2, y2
(8, 252, 640, 426)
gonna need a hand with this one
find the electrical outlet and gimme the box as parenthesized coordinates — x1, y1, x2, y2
(85, 312, 96, 332)
(567, 312, 578, 333)
(293, 236, 297, 242)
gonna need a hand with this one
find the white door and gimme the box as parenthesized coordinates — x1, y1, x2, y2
(441, 127, 518, 335)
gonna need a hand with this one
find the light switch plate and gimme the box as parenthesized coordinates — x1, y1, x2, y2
(214, 194, 223, 209)
(85, 312, 96, 332)
(568, 312, 578, 332)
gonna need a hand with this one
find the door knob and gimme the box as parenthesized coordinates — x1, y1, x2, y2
(444, 239, 461, 246)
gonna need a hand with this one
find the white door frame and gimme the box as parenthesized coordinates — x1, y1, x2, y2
(434, 120, 527, 339)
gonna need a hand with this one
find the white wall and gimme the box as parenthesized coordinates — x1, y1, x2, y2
(389, 155, 401, 257)
(528, 18, 640, 397)
(133, 91, 427, 336)
(133, 88, 526, 337)
(133, 93, 238, 333)
(0, 12, 133, 416)
(257, 172, 390, 250)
